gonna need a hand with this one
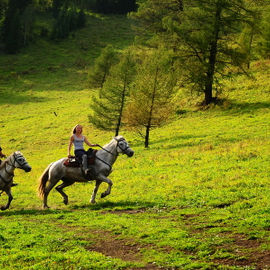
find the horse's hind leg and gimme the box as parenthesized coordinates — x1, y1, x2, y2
(1, 187, 13, 211)
(55, 179, 74, 205)
(43, 179, 60, 209)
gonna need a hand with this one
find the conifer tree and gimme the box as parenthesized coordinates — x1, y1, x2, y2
(88, 45, 118, 89)
(90, 49, 136, 136)
(133, 0, 254, 105)
(257, 4, 270, 57)
(125, 49, 177, 148)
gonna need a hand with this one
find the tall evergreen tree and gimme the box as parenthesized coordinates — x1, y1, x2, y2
(90, 49, 136, 136)
(133, 0, 254, 105)
(88, 45, 118, 89)
(125, 49, 177, 148)
(257, 4, 270, 57)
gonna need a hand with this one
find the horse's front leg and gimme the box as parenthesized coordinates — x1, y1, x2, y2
(98, 175, 113, 199)
(90, 180, 102, 204)
(1, 187, 13, 211)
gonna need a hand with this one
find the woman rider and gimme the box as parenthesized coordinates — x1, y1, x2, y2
(68, 124, 98, 174)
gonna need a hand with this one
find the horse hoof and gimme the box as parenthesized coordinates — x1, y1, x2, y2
(1, 206, 8, 211)
(90, 200, 96, 204)
(63, 200, 68, 205)
(101, 193, 106, 198)
(43, 205, 50, 209)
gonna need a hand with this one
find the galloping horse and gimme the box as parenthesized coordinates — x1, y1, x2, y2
(38, 136, 134, 209)
(0, 151, 32, 210)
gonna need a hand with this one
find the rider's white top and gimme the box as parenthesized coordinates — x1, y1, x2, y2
(73, 134, 85, 150)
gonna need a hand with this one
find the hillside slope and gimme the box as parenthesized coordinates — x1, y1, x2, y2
(0, 14, 270, 269)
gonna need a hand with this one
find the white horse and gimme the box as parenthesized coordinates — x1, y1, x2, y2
(0, 151, 32, 210)
(38, 136, 134, 209)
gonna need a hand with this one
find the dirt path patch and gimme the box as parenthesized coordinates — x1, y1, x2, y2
(214, 233, 270, 269)
(57, 223, 161, 269)
(86, 230, 146, 262)
(182, 214, 270, 269)
(85, 230, 160, 269)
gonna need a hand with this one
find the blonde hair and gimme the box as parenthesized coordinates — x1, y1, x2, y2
(72, 124, 83, 135)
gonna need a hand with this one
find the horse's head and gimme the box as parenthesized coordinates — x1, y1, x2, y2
(11, 151, 32, 172)
(114, 136, 134, 157)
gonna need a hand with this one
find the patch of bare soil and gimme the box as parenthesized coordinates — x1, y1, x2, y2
(86, 230, 144, 261)
(86, 231, 161, 270)
(182, 215, 270, 269)
(214, 234, 270, 269)
(58, 224, 162, 270)
(85, 230, 162, 269)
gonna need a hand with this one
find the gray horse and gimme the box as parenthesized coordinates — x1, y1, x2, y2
(38, 136, 134, 209)
(0, 151, 32, 210)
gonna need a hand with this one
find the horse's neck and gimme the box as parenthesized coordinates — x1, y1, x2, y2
(99, 141, 118, 165)
(0, 156, 15, 177)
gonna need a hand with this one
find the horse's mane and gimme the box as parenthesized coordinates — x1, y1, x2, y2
(102, 136, 125, 149)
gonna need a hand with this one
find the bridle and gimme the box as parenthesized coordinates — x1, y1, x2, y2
(95, 138, 131, 171)
(1, 153, 27, 180)
(97, 138, 130, 156)
(7, 153, 28, 169)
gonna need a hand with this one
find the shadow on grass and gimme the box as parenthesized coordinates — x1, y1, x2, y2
(71, 200, 156, 211)
(0, 208, 71, 217)
(0, 92, 50, 105)
(145, 134, 208, 150)
(223, 101, 270, 114)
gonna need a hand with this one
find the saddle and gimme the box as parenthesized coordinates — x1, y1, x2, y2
(64, 149, 97, 168)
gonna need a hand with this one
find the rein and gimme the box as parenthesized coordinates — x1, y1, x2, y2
(97, 144, 118, 156)
(95, 155, 112, 171)
(95, 138, 129, 171)
(0, 152, 28, 185)
(97, 138, 129, 156)
(0, 154, 15, 186)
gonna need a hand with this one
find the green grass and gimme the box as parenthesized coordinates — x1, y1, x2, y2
(0, 13, 270, 269)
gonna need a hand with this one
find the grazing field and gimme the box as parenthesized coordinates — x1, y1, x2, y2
(0, 14, 270, 270)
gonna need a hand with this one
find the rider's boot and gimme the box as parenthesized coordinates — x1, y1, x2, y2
(82, 154, 90, 175)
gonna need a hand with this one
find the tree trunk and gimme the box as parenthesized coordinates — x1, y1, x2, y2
(144, 67, 159, 148)
(204, 2, 222, 105)
(204, 83, 213, 105)
(247, 28, 254, 69)
(145, 125, 150, 148)
(115, 74, 128, 137)
(178, 0, 184, 11)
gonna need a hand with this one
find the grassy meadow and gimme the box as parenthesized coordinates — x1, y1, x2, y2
(0, 13, 270, 270)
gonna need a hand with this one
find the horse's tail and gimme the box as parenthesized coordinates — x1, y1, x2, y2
(38, 163, 52, 199)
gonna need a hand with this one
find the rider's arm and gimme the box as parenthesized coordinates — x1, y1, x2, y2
(68, 136, 74, 157)
(84, 137, 98, 147)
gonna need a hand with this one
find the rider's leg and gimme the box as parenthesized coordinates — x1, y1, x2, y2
(0, 160, 6, 169)
(82, 154, 89, 174)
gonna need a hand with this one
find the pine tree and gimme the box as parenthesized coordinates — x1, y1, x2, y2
(89, 49, 136, 136)
(133, 0, 254, 105)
